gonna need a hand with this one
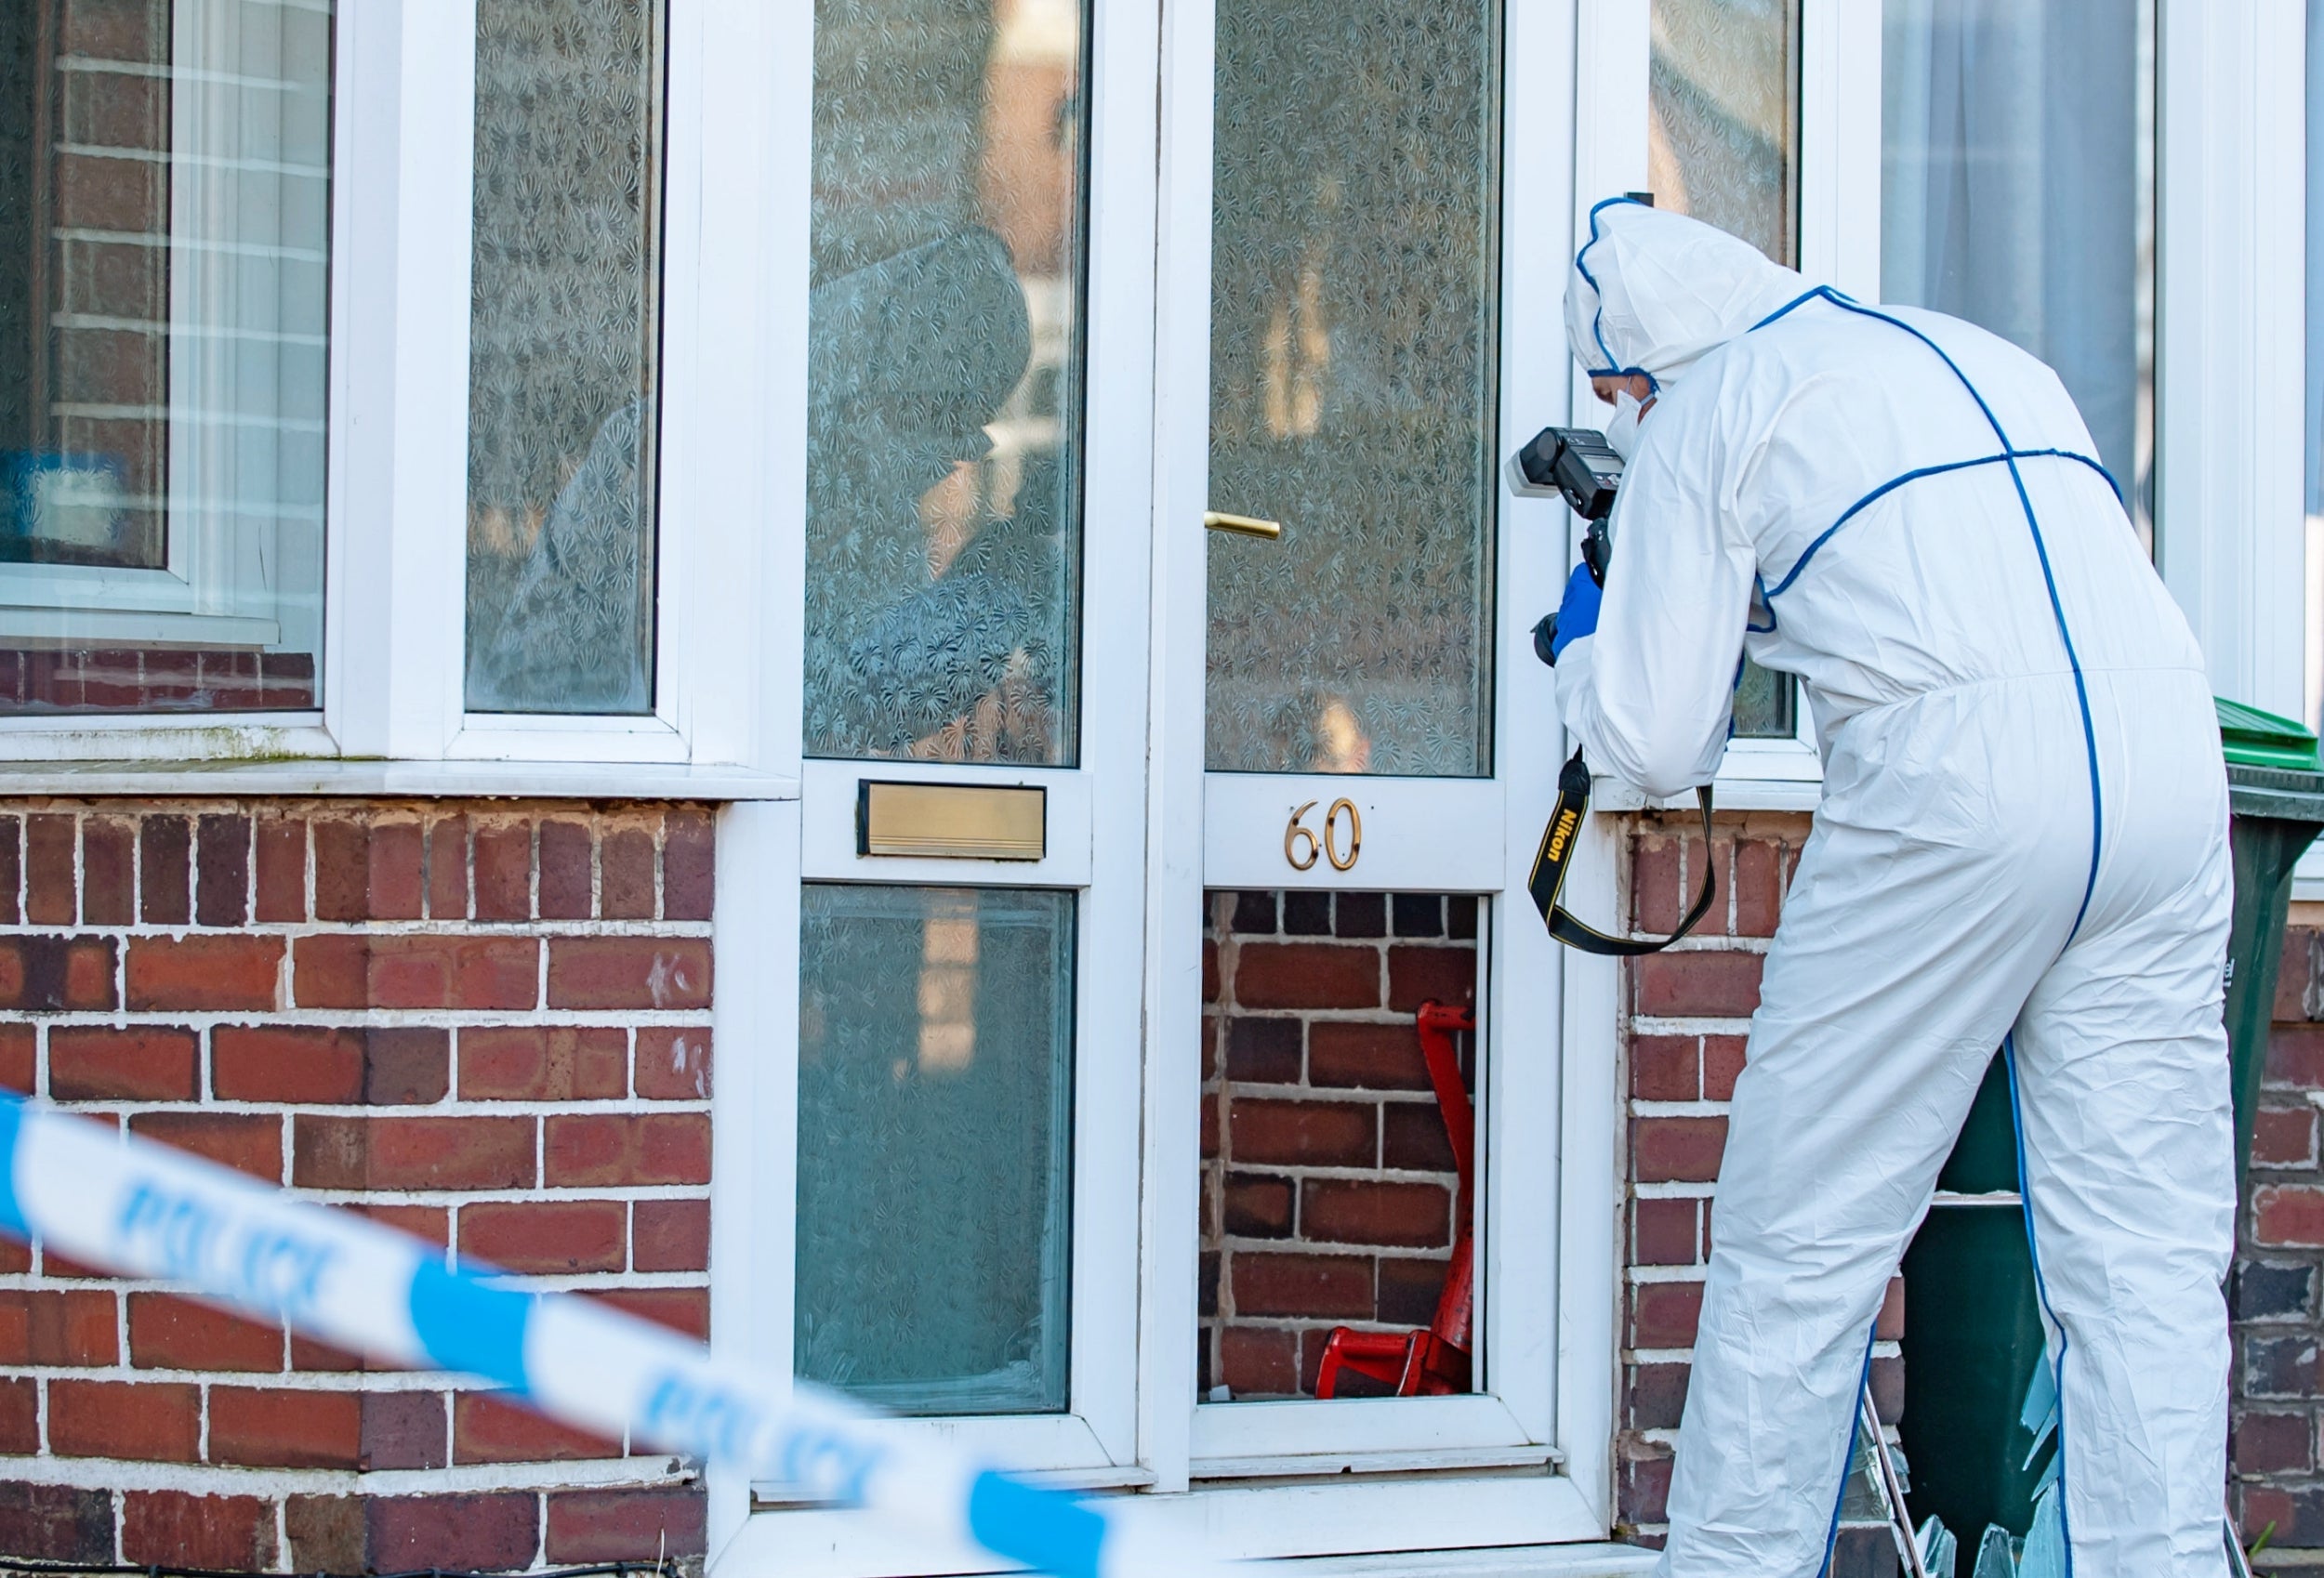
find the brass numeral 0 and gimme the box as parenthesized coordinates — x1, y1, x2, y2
(1284, 797, 1363, 873)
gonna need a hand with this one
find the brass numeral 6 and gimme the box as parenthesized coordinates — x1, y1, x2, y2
(1284, 797, 1362, 873)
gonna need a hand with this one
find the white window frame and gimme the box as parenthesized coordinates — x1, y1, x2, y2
(0, 0, 798, 803)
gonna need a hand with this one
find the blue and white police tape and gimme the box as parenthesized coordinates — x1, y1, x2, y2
(0, 1091, 1253, 1578)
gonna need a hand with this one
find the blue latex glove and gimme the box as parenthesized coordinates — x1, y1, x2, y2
(1548, 561, 1602, 662)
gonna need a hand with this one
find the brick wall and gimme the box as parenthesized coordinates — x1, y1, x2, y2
(2231, 918, 2324, 1556)
(1198, 888, 1477, 1400)
(1615, 811, 1906, 1575)
(0, 798, 717, 1573)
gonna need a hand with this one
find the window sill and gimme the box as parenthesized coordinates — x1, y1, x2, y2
(0, 757, 799, 801)
(1258, 1545, 1655, 1578)
(1592, 776, 1820, 813)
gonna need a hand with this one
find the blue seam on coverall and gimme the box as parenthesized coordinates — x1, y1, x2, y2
(1749, 285, 2106, 941)
(1818, 1324, 1880, 1577)
(2003, 1036, 2077, 1575)
(1576, 197, 1660, 389)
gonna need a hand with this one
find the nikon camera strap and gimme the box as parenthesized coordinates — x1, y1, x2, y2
(1527, 747, 1717, 955)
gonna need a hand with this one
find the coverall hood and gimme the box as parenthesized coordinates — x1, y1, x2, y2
(1565, 198, 1805, 388)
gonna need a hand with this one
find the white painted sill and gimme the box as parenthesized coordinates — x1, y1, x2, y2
(1260, 1544, 1657, 1578)
(0, 758, 800, 801)
(1591, 775, 1820, 814)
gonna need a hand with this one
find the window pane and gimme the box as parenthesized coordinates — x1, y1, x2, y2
(803, 0, 1086, 767)
(1880, 0, 2157, 553)
(464, 0, 666, 716)
(797, 884, 1076, 1414)
(0, 0, 329, 715)
(1650, 0, 1800, 741)
(1198, 889, 1479, 1401)
(2309, 0, 2324, 734)
(1205, 0, 1499, 777)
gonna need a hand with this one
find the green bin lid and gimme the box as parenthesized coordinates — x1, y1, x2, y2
(2218, 696, 2321, 771)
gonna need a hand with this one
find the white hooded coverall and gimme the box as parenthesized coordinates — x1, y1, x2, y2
(1559, 201, 2237, 1576)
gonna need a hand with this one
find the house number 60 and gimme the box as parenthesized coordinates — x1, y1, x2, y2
(1284, 798, 1363, 873)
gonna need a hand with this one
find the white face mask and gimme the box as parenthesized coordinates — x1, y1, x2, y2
(1604, 388, 1647, 461)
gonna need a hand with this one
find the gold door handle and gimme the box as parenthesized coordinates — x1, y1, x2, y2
(1203, 510, 1282, 539)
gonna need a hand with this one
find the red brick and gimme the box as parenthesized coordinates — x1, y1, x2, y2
(1621, 1443, 1674, 1527)
(1233, 1252, 1373, 1318)
(0, 1290, 119, 1364)
(664, 809, 715, 920)
(600, 824, 657, 919)
(1224, 1173, 1294, 1237)
(1382, 1101, 1457, 1171)
(0, 818, 18, 926)
(0, 934, 119, 1011)
(139, 814, 191, 924)
(195, 813, 251, 927)
(212, 1023, 363, 1103)
(360, 1202, 452, 1246)
(82, 817, 134, 924)
(473, 820, 533, 920)
(128, 1292, 281, 1372)
(124, 1491, 278, 1570)
(586, 1285, 709, 1339)
(254, 816, 306, 921)
(1307, 1020, 1430, 1089)
(2252, 1105, 2318, 1168)
(1230, 1098, 1374, 1167)
(1629, 1280, 1704, 1348)
(0, 1024, 28, 1094)
(633, 1198, 710, 1272)
(210, 1384, 361, 1467)
(291, 933, 365, 1006)
(312, 819, 369, 920)
(126, 934, 282, 1010)
(24, 814, 74, 923)
(1203, 937, 1219, 1003)
(0, 1378, 33, 1453)
(366, 1491, 539, 1572)
(362, 1389, 448, 1470)
(459, 1024, 627, 1100)
(367, 820, 424, 920)
(546, 1485, 708, 1562)
(2278, 927, 2317, 1023)
(0, 1482, 113, 1563)
(293, 1115, 535, 1190)
(2234, 1409, 2316, 1475)
(454, 1389, 622, 1464)
(539, 819, 594, 919)
(1632, 834, 1682, 935)
(1627, 1361, 1691, 1430)
(1631, 1033, 1699, 1101)
(283, 1494, 360, 1573)
(548, 937, 711, 1010)
(1734, 838, 1783, 937)
(1877, 1275, 1906, 1341)
(460, 1199, 627, 1273)
(1232, 941, 1380, 1010)
(1377, 1255, 1451, 1325)
(131, 1111, 282, 1181)
(1635, 1116, 1728, 1184)
(367, 936, 541, 1010)
(49, 1023, 197, 1100)
(49, 1378, 200, 1459)
(2254, 1185, 2324, 1247)
(636, 1026, 711, 1100)
(427, 814, 470, 919)
(1702, 1035, 1749, 1100)
(1302, 1178, 1451, 1248)
(1633, 951, 1763, 1019)
(1219, 1326, 1298, 1396)
(1633, 1197, 1699, 1266)
(366, 1026, 450, 1104)
(1387, 944, 1477, 1012)
(1684, 835, 1732, 939)
(545, 1112, 710, 1187)
(1871, 1353, 1904, 1423)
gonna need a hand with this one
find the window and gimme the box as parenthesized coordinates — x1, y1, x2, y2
(2307, 0, 2324, 737)
(0, 0, 331, 715)
(463, 0, 667, 716)
(1647, 0, 1800, 741)
(1880, 0, 2157, 552)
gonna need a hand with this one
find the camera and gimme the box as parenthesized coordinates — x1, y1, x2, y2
(1512, 426, 1621, 664)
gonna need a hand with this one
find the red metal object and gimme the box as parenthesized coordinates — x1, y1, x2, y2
(1314, 1000, 1477, 1399)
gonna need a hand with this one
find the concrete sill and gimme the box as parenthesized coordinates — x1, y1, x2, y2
(0, 757, 801, 801)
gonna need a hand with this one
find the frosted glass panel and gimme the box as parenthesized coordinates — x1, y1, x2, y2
(803, 0, 1085, 766)
(464, 0, 665, 715)
(797, 885, 1075, 1414)
(1204, 0, 1499, 777)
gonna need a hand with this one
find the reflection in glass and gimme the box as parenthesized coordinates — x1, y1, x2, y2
(0, 0, 331, 715)
(1205, 0, 1499, 777)
(465, 0, 666, 715)
(1649, 0, 1801, 739)
(797, 885, 1076, 1414)
(1881, 0, 2156, 553)
(804, 0, 1085, 766)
